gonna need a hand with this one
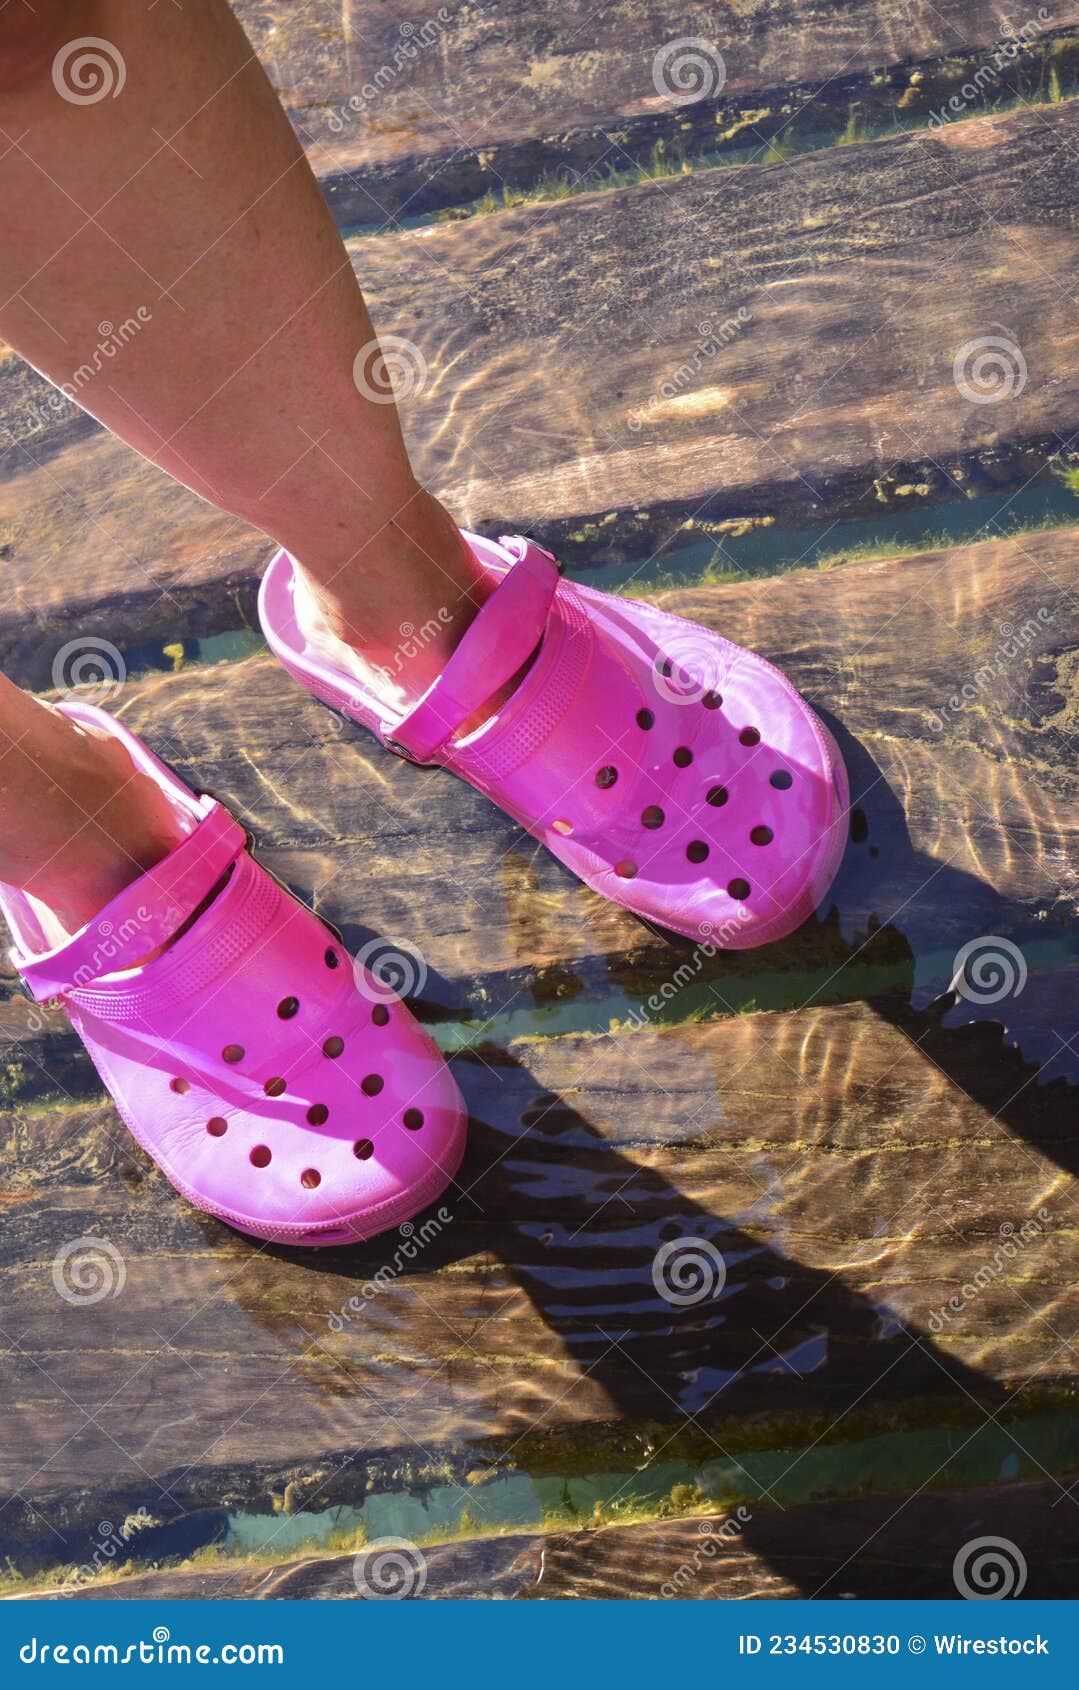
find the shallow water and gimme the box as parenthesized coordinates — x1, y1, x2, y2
(6, 355, 1077, 1604)
(15, 1403, 1079, 1584)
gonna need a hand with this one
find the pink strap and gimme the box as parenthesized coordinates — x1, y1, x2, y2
(386, 538, 558, 764)
(16, 801, 247, 1002)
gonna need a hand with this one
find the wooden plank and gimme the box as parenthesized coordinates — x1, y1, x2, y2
(2, 0, 1076, 1605)
(24, 1475, 1079, 1599)
(234, 1, 1079, 220)
(4, 101, 1079, 663)
(0, 527, 1072, 1552)
(519, 1477, 1079, 1598)
(2, 525, 1073, 1074)
(1, 1002, 1075, 1529)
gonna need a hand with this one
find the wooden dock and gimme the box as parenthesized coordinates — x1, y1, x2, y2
(1, 1, 1078, 1599)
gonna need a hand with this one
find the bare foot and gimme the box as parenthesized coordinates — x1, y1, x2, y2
(0, 694, 187, 939)
(289, 486, 492, 710)
(289, 488, 538, 736)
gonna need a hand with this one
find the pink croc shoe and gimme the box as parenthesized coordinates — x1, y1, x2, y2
(259, 533, 849, 948)
(0, 703, 466, 1245)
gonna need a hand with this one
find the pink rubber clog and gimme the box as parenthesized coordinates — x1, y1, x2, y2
(0, 703, 466, 1246)
(259, 533, 849, 948)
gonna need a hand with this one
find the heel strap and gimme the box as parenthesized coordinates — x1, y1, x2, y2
(14, 800, 248, 1002)
(385, 538, 558, 765)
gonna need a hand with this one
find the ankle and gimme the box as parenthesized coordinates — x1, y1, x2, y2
(287, 488, 491, 705)
(0, 701, 186, 936)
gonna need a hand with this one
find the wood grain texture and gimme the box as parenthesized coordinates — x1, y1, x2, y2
(1, 1004, 1075, 1520)
(1, 5, 1077, 1594)
(4, 525, 1073, 1063)
(3, 101, 1078, 670)
(0, 523, 1074, 1553)
(232, 1, 1079, 218)
(28, 1475, 1079, 1599)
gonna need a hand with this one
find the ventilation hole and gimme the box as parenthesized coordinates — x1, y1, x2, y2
(641, 805, 665, 829)
(264, 1076, 287, 1098)
(673, 746, 693, 767)
(353, 1138, 375, 1160)
(686, 840, 709, 864)
(169, 1077, 190, 1095)
(750, 825, 774, 846)
(222, 1044, 244, 1064)
(850, 808, 869, 844)
(207, 1117, 228, 1137)
(403, 1108, 424, 1131)
(702, 691, 723, 710)
(307, 1103, 329, 1126)
(595, 765, 618, 789)
(770, 769, 793, 790)
(323, 1035, 345, 1059)
(636, 708, 655, 730)
(371, 1004, 390, 1026)
(250, 1144, 271, 1167)
(324, 948, 340, 969)
(659, 658, 673, 678)
(276, 996, 299, 1020)
(727, 877, 751, 900)
(361, 1074, 384, 1097)
(552, 818, 574, 836)
(706, 785, 729, 807)
(301, 1168, 321, 1189)
(739, 726, 761, 747)
(615, 860, 638, 879)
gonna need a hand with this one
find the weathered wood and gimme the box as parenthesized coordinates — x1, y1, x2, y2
(3, 525, 1073, 1080)
(4, 101, 1078, 666)
(25, 1474, 1079, 1599)
(1, 0, 1076, 1606)
(234, 1, 1079, 220)
(0, 518, 1073, 1560)
(1, 1002, 1076, 1546)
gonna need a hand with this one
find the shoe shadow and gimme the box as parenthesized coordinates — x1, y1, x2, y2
(269, 716, 1075, 1595)
(817, 714, 1079, 1174)
(291, 1038, 1038, 1598)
